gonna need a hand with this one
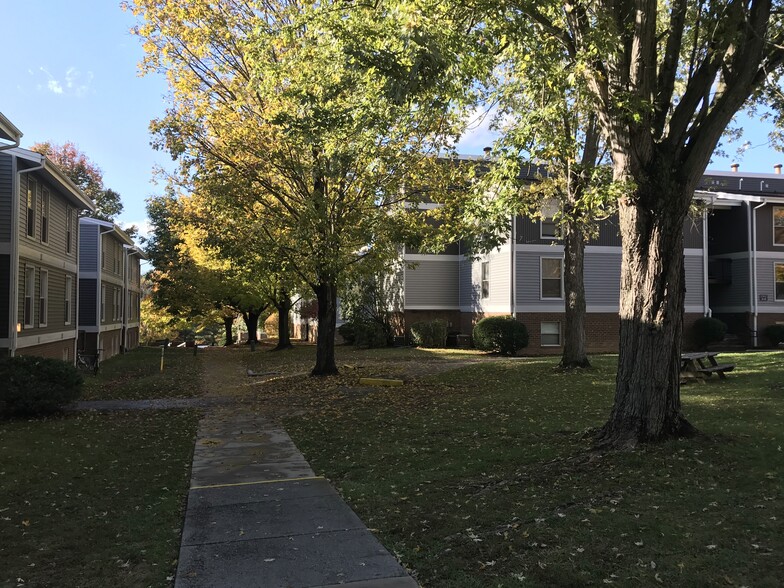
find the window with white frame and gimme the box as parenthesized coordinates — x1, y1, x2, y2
(481, 261, 490, 299)
(101, 284, 106, 322)
(541, 322, 561, 346)
(775, 207, 784, 246)
(66, 207, 73, 254)
(114, 288, 120, 320)
(41, 188, 50, 244)
(24, 266, 35, 327)
(776, 263, 784, 300)
(39, 270, 48, 327)
(65, 275, 73, 325)
(26, 179, 36, 238)
(541, 257, 564, 299)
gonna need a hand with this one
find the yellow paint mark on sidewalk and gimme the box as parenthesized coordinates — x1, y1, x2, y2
(191, 476, 324, 490)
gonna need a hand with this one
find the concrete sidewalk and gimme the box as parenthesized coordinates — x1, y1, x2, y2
(175, 409, 417, 588)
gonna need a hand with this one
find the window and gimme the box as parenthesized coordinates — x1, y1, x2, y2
(39, 270, 48, 327)
(541, 322, 561, 346)
(101, 284, 106, 322)
(26, 179, 36, 238)
(41, 188, 50, 243)
(541, 257, 564, 299)
(775, 207, 784, 245)
(65, 275, 73, 325)
(24, 266, 35, 327)
(481, 262, 490, 299)
(776, 263, 784, 301)
(113, 288, 120, 320)
(540, 218, 558, 239)
(66, 208, 73, 253)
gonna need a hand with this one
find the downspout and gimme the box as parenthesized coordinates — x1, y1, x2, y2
(13, 156, 45, 356)
(751, 202, 767, 347)
(510, 214, 516, 318)
(702, 208, 711, 317)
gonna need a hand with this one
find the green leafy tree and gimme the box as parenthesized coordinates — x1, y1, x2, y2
(126, 0, 483, 375)
(499, 1, 784, 447)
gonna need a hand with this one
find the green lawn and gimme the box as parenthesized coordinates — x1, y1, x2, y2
(1, 346, 204, 587)
(0, 410, 199, 588)
(82, 346, 203, 401)
(283, 352, 784, 587)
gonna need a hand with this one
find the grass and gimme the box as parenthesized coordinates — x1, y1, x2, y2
(0, 410, 199, 588)
(1, 346, 204, 587)
(281, 351, 784, 587)
(81, 346, 203, 401)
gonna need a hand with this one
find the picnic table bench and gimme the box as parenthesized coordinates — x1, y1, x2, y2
(680, 351, 735, 382)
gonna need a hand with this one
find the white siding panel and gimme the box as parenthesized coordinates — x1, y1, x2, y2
(487, 251, 510, 309)
(405, 259, 459, 308)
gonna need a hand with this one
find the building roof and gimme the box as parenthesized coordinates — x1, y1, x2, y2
(79, 217, 136, 247)
(7, 146, 95, 212)
(0, 112, 22, 150)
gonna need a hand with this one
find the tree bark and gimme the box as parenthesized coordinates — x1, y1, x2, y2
(223, 315, 234, 346)
(559, 221, 590, 369)
(311, 280, 338, 376)
(273, 293, 293, 351)
(596, 173, 697, 448)
(242, 311, 260, 344)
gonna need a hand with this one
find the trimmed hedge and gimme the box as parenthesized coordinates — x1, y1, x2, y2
(354, 321, 388, 348)
(0, 355, 83, 415)
(410, 319, 449, 348)
(763, 324, 784, 347)
(691, 317, 727, 350)
(473, 316, 529, 356)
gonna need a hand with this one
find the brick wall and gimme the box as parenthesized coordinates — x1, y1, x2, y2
(16, 339, 74, 363)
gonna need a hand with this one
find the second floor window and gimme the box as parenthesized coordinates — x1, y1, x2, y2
(541, 218, 558, 239)
(481, 262, 490, 299)
(26, 179, 36, 238)
(101, 284, 106, 322)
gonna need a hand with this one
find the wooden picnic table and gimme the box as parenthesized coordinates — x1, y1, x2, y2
(680, 351, 735, 381)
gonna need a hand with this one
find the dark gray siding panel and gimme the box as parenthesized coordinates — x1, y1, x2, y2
(683, 218, 704, 249)
(684, 255, 705, 307)
(405, 260, 459, 307)
(0, 154, 12, 242)
(516, 215, 623, 247)
(79, 224, 99, 272)
(708, 207, 747, 255)
(79, 278, 97, 326)
(0, 255, 9, 337)
(710, 257, 750, 308)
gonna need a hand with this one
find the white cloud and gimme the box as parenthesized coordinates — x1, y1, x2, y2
(38, 66, 92, 97)
(118, 219, 153, 243)
(47, 79, 64, 94)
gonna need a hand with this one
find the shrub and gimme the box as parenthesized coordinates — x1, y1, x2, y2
(337, 322, 356, 345)
(763, 324, 784, 347)
(410, 319, 449, 348)
(0, 355, 83, 415)
(353, 321, 388, 348)
(691, 317, 727, 350)
(473, 316, 529, 356)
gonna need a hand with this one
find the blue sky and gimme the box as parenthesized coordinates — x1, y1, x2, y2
(2, 1, 783, 241)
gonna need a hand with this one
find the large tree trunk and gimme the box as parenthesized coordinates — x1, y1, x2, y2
(311, 281, 338, 376)
(273, 293, 293, 351)
(242, 311, 260, 344)
(559, 220, 590, 369)
(223, 315, 234, 346)
(597, 176, 697, 448)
